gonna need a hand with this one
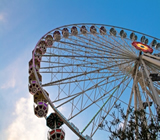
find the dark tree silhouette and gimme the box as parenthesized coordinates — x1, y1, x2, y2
(99, 104, 160, 140)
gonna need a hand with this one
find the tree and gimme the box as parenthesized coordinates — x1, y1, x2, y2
(99, 104, 160, 140)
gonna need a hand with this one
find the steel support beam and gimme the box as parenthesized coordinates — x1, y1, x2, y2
(140, 59, 160, 106)
(142, 54, 160, 67)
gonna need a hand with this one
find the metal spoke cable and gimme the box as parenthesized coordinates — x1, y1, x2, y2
(90, 77, 132, 137)
(81, 65, 134, 134)
(58, 40, 135, 59)
(42, 60, 133, 87)
(68, 76, 131, 121)
(91, 29, 136, 57)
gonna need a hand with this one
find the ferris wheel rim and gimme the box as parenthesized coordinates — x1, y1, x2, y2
(34, 23, 160, 50)
(31, 23, 160, 140)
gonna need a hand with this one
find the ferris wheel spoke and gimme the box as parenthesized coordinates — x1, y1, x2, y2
(116, 37, 136, 54)
(42, 60, 133, 87)
(88, 81, 131, 136)
(40, 71, 123, 74)
(96, 36, 135, 58)
(51, 44, 111, 59)
(41, 54, 131, 60)
(42, 46, 134, 71)
(49, 74, 128, 99)
(58, 40, 134, 59)
(74, 35, 135, 59)
(40, 66, 122, 73)
(52, 63, 127, 101)
(80, 66, 133, 135)
(50, 76, 116, 86)
(70, 36, 132, 59)
(56, 78, 108, 108)
(67, 76, 130, 123)
(42, 57, 110, 69)
(51, 73, 123, 89)
(70, 73, 130, 119)
(41, 60, 111, 67)
(71, 26, 135, 57)
(90, 77, 132, 137)
(49, 68, 123, 90)
(93, 25, 136, 55)
(55, 73, 126, 112)
(41, 53, 132, 66)
(40, 59, 134, 75)
(90, 30, 136, 57)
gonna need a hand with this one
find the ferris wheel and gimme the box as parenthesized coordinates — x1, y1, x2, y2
(28, 23, 160, 140)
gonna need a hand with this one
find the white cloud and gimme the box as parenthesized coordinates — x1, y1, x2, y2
(5, 94, 78, 140)
(5, 95, 47, 140)
(0, 77, 16, 89)
(0, 12, 6, 22)
(0, 45, 78, 140)
(0, 49, 29, 90)
(0, 64, 17, 89)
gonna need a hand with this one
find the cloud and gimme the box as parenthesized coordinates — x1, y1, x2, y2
(0, 45, 78, 140)
(5, 95, 48, 140)
(0, 78, 16, 89)
(0, 49, 29, 90)
(0, 64, 20, 90)
(0, 64, 17, 89)
(0, 12, 6, 22)
(5, 94, 78, 140)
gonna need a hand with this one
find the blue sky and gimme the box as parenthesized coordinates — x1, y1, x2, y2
(0, 0, 160, 140)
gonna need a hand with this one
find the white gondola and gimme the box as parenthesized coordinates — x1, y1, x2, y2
(156, 43, 160, 49)
(144, 38, 148, 44)
(48, 128, 65, 140)
(80, 25, 87, 35)
(140, 36, 146, 43)
(46, 113, 64, 129)
(32, 48, 43, 62)
(120, 30, 127, 38)
(71, 26, 78, 36)
(62, 28, 69, 38)
(110, 27, 116, 36)
(53, 31, 61, 41)
(130, 32, 137, 41)
(34, 101, 48, 118)
(99, 26, 106, 35)
(90, 25, 97, 34)
(33, 90, 49, 104)
(45, 35, 54, 46)
(151, 39, 157, 47)
(39, 40, 47, 54)
(29, 83, 40, 95)
(29, 72, 42, 85)
(28, 59, 40, 74)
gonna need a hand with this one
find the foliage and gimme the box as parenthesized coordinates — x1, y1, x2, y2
(99, 104, 160, 140)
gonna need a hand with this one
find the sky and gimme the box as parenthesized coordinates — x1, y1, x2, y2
(0, 0, 160, 140)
